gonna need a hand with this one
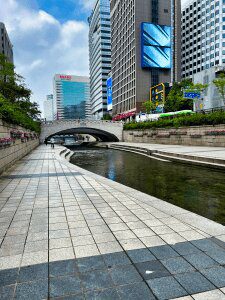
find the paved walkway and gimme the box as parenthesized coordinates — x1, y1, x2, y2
(113, 143, 225, 161)
(111, 143, 225, 167)
(0, 145, 225, 299)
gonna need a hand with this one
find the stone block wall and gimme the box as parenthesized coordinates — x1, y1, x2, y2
(0, 119, 39, 174)
(123, 125, 225, 147)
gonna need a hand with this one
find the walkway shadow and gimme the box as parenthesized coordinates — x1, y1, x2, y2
(0, 237, 225, 299)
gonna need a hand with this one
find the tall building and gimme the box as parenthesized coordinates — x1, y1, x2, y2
(110, 0, 181, 119)
(53, 75, 90, 120)
(43, 94, 54, 121)
(181, 0, 225, 110)
(172, 0, 181, 83)
(0, 22, 13, 63)
(88, 0, 111, 119)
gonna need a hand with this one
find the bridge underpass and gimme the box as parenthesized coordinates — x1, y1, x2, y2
(40, 120, 123, 143)
(47, 127, 119, 142)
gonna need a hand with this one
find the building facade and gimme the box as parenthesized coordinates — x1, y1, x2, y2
(0, 22, 13, 63)
(181, 0, 225, 109)
(43, 94, 54, 121)
(88, 0, 111, 119)
(110, 0, 181, 119)
(53, 75, 90, 120)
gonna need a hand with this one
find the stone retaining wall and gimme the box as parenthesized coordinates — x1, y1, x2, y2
(123, 124, 225, 147)
(0, 119, 39, 174)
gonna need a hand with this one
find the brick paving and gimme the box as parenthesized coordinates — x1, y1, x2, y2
(0, 145, 225, 299)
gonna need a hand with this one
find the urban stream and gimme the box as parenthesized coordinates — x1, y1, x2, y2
(70, 147, 225, 225)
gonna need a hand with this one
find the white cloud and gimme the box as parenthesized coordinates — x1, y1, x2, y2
(0, 0, 89, 113)
(78, 0, 96, 11)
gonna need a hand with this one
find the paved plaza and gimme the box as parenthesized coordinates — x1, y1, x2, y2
(0, 145, 225, 299)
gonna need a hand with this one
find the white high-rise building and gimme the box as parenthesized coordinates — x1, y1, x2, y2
(181, 0, 225, 110)
(88, 0, 111, 119)
(43, 94, 54, 121)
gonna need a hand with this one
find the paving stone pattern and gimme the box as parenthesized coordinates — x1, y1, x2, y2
(0, 146, 225, 299)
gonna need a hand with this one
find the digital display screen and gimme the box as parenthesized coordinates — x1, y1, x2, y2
(142, 23, 171, 47)
(142, 46, 171, 69)
(141, 23, 172, 69)
(107, 77, 112, 111)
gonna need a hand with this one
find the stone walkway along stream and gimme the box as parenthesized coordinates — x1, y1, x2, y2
(0, 145, 225, 299)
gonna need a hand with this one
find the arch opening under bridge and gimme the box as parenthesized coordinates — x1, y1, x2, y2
(40, 120, 123, 143)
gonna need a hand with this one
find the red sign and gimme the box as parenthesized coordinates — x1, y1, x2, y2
(113, 111, 136, 121)
(59, 75, 72, 80)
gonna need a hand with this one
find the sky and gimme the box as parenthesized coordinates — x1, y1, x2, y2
(0, 0, 187, 113)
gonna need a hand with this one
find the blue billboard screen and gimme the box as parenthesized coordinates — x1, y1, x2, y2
(142, 23, 171, 47)
(142, 46, 171, 69)
(141, 23, 172, 69)
(107, 77, 112, 111)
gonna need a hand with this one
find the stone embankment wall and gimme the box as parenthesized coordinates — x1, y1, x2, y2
(0, 119, 39, 174)
(123, 125, 225, 147)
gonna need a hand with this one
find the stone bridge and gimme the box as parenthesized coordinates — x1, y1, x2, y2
(40, 119, 123, 142)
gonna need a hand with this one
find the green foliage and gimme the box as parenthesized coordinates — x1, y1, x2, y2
(0, 54, 32, 103)
(165, 79, 208, 113)
(185, 83, 208, 93)
(101, 114, 112, 120)
(0, 94, 41, 133)
(0, 54, 41, 133)
(142, 101, 156, 113)
(213, 73, 225, 104)
(165, 79, 193, 112)
(123, 111, 225, 131)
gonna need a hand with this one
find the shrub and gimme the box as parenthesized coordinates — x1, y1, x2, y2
(0, 95, 41, 133)
(123, 111, 225, 131)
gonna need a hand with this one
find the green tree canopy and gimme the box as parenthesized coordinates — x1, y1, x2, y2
(164, 79, 208, 113)
(213, 72, 225, 104)
(0, 54, 32, 103)
(142, 101, 156, 114)
(0, 54, 41, 132)
(164, 79, 193, 112)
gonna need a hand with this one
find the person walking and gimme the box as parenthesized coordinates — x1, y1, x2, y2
(44, 139, 48, 146)
(50, 138, 55, 149)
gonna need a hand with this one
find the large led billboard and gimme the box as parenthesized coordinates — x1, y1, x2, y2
(141, 23, 172, 69)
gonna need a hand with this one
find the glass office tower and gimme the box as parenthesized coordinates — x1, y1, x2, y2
(88, 0, 111, 119)
(53, 75, 90, 120)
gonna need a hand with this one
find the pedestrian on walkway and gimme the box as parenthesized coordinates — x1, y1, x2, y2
(44, 139, 48, 146)
(50, 138, 55, 149)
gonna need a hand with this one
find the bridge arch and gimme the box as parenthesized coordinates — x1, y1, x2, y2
(40, 120, 123, 143)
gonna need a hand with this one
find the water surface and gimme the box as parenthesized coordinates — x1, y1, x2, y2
(70, 147, 225, 225)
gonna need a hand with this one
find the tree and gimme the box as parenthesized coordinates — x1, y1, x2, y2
(0, 54, 32, 103)
(142, 101, 156, 113)
(213, 73, 225, 104)
(165, 79, 193, 112)
(0, 54, 41, 132)
(164, 79, 208, 112)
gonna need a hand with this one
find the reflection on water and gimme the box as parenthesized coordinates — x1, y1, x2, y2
(70, 148, 225, 225)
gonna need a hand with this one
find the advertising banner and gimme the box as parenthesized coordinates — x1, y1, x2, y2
(141, 23, 172, 69)
(107, 77, 112, 111)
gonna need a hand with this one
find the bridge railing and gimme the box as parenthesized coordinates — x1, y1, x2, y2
(41, 119, 124, 126)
